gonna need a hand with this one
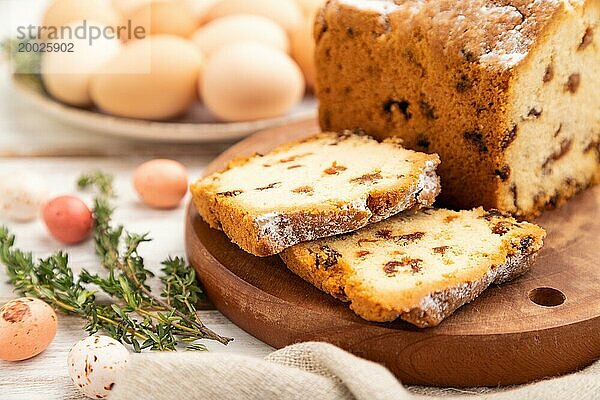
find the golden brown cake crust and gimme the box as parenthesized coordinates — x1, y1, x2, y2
(315, 0, 600, 220)
(397, 252, 537, 327)
(280, 207, 546, 327)
(191, 131, 441, 256)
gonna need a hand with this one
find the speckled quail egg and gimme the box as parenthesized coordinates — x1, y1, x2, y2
(0, 172, 49, 222)
(0, 297, 58, 361)
(68, 335, 130, 399)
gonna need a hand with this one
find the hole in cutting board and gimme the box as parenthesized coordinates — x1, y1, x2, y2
(528, 287, 566, 307)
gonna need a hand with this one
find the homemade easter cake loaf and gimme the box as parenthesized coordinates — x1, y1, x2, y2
(191, 131, 440, 256)
(315, 0, 600, 219)
(280, 207, 546, 327)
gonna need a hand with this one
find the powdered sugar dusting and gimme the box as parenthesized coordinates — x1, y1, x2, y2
(370, 160, 441, 223)
(479, 51, 527, 67)
(254, 206, 370, 252)
(410, 252, 534, 327)
(338, 0, 402, 14)
(332, 0, 569, 70)
(418, 160, 440, 198)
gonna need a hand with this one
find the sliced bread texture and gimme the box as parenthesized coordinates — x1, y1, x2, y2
(280, 207, 546, 327)
(191, 131, 441, 256)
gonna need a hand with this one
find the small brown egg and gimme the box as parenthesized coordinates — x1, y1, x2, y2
(129, 0, 198, 39)
(291, 17, 317, 90)
(42, 0, 121, 36)
(202, 42, 305, 121)
(43, 195, 93, 245)
(133, 159, 188, 209)
(90, 35, 203, 120)
(191, 14, 289, 58)
(205, 0, 302, 34)
(0, 298, 58, 361)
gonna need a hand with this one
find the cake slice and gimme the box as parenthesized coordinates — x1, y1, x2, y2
(191, 131, 441, 256)
(280, 208, 545, 327)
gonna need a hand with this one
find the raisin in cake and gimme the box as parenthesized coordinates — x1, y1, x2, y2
(191, 131, 440, 256)
(315, 0, 600, 219)
(280, 208, 545, 327)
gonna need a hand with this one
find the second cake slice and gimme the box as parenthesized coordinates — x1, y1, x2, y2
(191, 131, 441, 256)
(280, 208, 546, 327)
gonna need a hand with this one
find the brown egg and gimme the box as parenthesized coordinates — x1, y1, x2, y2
(90, 35, 203, 120)
(205, 0, 302, 34)
(111, 0, 152, 16)
(202, 42, 305, 121)
(42, 195, 93, 245)
(187, 0, 222, 24)
(291, 17, 317, 90)
(295, 0, 326, 17)
(42, 21, 122, 106)
(191, 14, 289, 58)
(0, 298, 58, 362)
(133, 159, 188, 209)
(129, 0, 198, 39)
(42, 0, 121, 35)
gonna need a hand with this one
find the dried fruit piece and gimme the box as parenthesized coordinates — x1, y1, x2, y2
(565, 73, 581, 93)
(464, 131, 488, 153)
(578, 27, 593, 50)
(323, 162, 347, 175)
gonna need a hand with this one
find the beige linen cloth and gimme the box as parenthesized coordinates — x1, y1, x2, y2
(110, 342, 600, 400)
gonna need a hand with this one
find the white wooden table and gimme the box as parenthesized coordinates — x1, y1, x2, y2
(0, 67, 273, 399)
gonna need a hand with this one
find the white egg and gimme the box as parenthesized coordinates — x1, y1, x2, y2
(0, 172, 49, 222)
(41, 20, 122, 106)
(68, 336, 130, 399)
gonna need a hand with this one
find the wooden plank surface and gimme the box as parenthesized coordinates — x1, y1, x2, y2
(0, 158, 274, 400)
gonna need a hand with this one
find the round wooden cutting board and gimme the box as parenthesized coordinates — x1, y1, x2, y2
(185, 119, 600, 387)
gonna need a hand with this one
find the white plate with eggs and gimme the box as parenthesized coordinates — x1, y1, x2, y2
(11, 0, 321, 142)
(13, 76, 317, 143)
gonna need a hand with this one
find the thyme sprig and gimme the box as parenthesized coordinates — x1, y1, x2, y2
(0, 172, 232, 352)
